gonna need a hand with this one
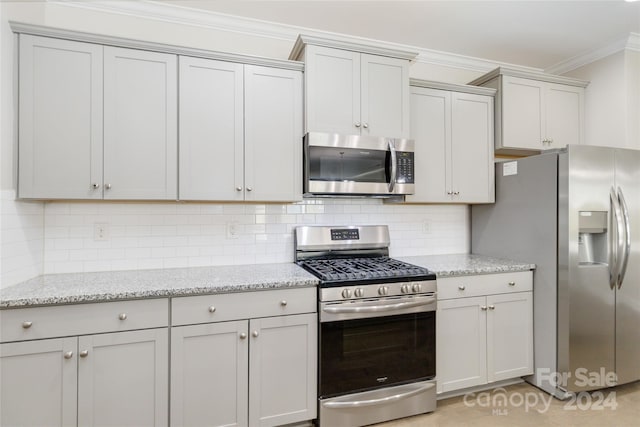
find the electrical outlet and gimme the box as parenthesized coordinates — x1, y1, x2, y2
(94, 223, 110, 241)
(422, 220, 431, 234)
(226, 222, 239, 239)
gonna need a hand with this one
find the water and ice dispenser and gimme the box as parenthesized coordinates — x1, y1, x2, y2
(578, 211, 607, 265)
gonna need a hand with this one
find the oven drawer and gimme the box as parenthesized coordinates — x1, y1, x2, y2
(437, 271, 532, 300)
(0, 299, 169, 343)
(171, 287, 316, 326)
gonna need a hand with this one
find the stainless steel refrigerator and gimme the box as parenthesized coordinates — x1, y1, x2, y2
(471, 145, 640, 398)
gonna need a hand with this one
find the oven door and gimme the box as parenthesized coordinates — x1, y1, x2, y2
(303, 132, 415, 196)
(319, 295, 436, 399)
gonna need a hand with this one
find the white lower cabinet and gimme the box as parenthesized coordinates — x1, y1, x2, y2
(0, 300, 169, 427)
(436, 272, 533, 394)
(170, 288, 317, 427)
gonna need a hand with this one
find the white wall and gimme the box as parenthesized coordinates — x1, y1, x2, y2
(0, 1, 473, 288)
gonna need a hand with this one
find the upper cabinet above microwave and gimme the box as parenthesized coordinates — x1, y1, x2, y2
(469, 67, 589, 155)
(290, 35, 416, 139)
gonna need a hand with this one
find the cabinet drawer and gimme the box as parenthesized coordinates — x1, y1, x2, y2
(171, 287, 316, 326)
(0, 299, 168, 343)
(437, 271, 532, 300)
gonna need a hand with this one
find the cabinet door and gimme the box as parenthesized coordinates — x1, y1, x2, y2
(361, 54, 410, 138)
(405, 87, 449, 202)
(249, 313, 317, 427)
(304, 45, 360, 135)
(487, 292, 533, 382)
(546, 83, 584, 148)
(77, 329, 168, 427)
(104, 47, 177, 200)
(450, 92, 495, 203)
(501, 75, 545, 150)
(170, 321, 249, 427)
(244, 65, 303, 201)
(18, 35, 103, 199)
(0, 337, 77, 427)
(436, 297, 487, 393)
(179, 57, 244, 201)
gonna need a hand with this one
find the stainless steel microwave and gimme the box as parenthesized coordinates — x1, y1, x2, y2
(303, 132, 415, 197)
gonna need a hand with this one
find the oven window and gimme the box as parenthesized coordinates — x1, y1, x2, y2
(320, 311, 435, 398)
(308, 146, 390, 183)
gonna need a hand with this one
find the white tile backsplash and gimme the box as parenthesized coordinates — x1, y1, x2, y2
(39, 198, 469, 275)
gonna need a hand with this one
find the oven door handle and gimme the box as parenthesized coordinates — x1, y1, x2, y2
(322, 382, 435, 409)
(322, 297, 435, 314)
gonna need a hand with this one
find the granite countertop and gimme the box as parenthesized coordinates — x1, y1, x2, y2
(0, 263, 319, 308)
(398, 254, 535, 277)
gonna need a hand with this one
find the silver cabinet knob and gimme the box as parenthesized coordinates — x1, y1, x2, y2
(453, 191, 460, 195)
(246, 187, 252, 192)
(400, 284, 410, 294)
(208, 306, 216, 313)
(341, 289, 352, 299)
(252, 330, 259, 338)
(354, 288, 364, 298)
(92, 183, 100, 189)
(22, 321, 33, 329)
(508, 281, 516, 286)
(412, 283, 422, 293)
(105, 184, 112, 190)
(240, 332, 247, 340)
(80, 350, 89, 358)
(447, 191, 453, 195)
(64, 351, 74, 359)
(458, 285, 466, 291)
(363, 123, 369, 129)
(355, 122, 361, 128)
(118, 313, 127, 321)
(236, 186, 243, 191)
(280, 300, 287, 307)
(489, 305, 495, 310)
(481, 306, 488, 311)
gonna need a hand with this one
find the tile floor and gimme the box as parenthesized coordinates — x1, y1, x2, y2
(376, 381, 640, 426)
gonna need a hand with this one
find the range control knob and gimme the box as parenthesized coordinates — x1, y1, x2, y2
(412, 283, 422, 293)
(378, 286, 389, 296)
(354, 288, 364, 298)
(400, 284, 410, 294)
(341, 289, 352, 299)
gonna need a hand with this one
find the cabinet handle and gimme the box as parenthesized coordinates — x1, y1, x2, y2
(508, 281, 516, 286)
(80, 350, 89, 358)
(355, 122, 361, 128)
(22, 321, 33, 329)
(280, 300, 287, 307)
(105, 184, 112, 190)
(118, 313, 127, 321)
(239, 332, 247, 340)
(208, 306, 216, 313)
(252, 331, 259, 338)
(447, 191, 453, 195)
(363, 123, 369, 129)
(92, 183, 100, 189)
(453, 191, 460, 195)
(548, 138, 554, 145)
(236, 186, 243, 191)
(64, 351, 74, 359)
(481, 306, 487, 311)
(246, 187, 252, 192)
(458, 285, 466, 291)
(489, 305, 495, 310)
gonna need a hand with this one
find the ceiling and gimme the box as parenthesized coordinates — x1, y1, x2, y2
(158, 0, 640, 70)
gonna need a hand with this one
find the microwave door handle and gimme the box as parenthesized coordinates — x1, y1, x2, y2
(388, 140, 397, 193)
(617, 187, 631, 288)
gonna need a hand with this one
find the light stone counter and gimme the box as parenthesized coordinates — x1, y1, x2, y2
(0, 264, 319, 308)
(398, 254, 535, 277)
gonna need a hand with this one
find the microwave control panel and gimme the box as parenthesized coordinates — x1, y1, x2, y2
(396, 152, 415, 183)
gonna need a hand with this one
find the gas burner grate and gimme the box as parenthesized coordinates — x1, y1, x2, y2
(299, 256, 431, 282)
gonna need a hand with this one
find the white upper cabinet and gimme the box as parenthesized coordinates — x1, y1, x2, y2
(104, 47, 178, 200)
(405, 82, 495, 204)
(291, 36, 415, 138)
(179, 58, 302, 202)
(179, 57, 244, 201)
(469, 67, 588, 155)
(18, 35, 103, 199)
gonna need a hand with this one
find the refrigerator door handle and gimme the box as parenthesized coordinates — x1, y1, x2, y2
(609, 188, 624, 289)
(617, 187, 631, 288)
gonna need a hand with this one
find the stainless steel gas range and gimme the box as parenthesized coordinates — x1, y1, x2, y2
(295, 225, 437, 427)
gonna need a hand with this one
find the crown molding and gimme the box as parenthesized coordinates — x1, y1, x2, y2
(469, 66, 589, 88)
(546, 32, 640, 75)
(410, 78, 497, 96)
